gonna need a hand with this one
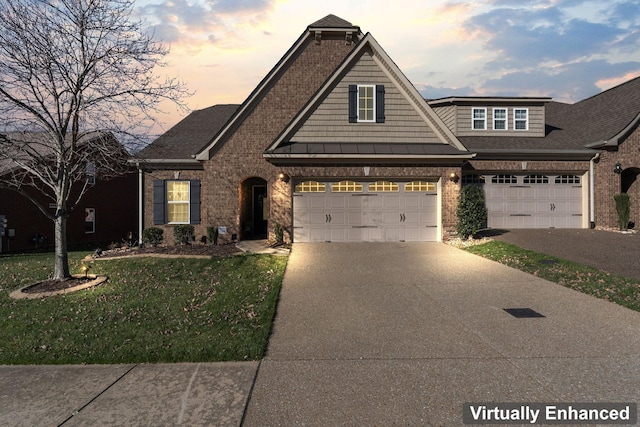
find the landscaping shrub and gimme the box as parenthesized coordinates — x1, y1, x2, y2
(174, 224, 194, 244)
(456, 185, 488, 240)
(142, 227, 163, 247)
(207, 226, 219, 245)
(614, 193, 631, 231)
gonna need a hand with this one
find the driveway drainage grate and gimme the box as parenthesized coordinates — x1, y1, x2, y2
(504, 308, 545, 318)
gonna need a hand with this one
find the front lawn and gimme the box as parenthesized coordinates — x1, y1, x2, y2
(464, 241, 640, 312)
(0, 252, 286, 364)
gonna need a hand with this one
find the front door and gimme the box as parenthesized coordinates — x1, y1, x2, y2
(252, 185, 268, 239)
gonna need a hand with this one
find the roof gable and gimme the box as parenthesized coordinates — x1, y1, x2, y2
(264, 33, 469, 160)
(195, 16, 363, 161)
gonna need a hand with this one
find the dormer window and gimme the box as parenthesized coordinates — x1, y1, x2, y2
(472, 108, 486, 130)
(493, 108, 507, 130)
(514, 108, 528, 130)
(348, 84, 385, 123)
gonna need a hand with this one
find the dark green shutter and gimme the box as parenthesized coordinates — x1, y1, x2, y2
(190, 180, 201, 224)
(348, 85, 358, 122)
(153, 180, 165, 224)
(376, 85, 385, 123)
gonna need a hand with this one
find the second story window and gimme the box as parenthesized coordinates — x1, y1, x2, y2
(514, 108, 529, 130)
(472, 108, 486, 130)
(493, 108, 507, 130)
(348, 84, 385, 123)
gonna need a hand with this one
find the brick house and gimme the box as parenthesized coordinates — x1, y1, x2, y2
(136, 15, 640, 244)
(0, 132, 137, 253)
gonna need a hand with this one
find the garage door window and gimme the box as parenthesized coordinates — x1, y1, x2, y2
(555, 175, 581, 184)
(491, 175, 517, 184)
(369, 181, 399, 192)
(295, 181, 326, 192)
(523, 175, 549, 184)
(462, 175, 485, 184)
(332, 181, 363, 192)
(405, 181, 435, 192)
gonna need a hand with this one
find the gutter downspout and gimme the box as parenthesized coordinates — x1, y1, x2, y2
(137, 163, 143, 245)
(590, 152, 600, 228)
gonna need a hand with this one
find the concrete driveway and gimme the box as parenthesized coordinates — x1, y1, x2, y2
(243, 242, 640, 425)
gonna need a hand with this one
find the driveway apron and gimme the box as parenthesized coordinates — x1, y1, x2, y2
(243, 242, 640, 426)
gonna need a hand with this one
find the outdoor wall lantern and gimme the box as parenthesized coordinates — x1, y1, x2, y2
(614, 162, 622, 174)
(278, 172, 290, 183)
(449, 172, 459, 183)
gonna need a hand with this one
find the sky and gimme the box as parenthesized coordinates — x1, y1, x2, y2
(134, 0, 640, 134)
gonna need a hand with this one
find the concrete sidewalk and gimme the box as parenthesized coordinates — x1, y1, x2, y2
(243, 242, 640, 425)
(0, 362, 257, 426)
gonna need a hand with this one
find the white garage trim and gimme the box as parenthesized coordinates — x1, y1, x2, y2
(293, 179, 441, 242)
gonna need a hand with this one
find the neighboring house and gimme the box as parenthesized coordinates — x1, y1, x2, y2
(136, 15, 640, 244)
(0, 132, 137, 253)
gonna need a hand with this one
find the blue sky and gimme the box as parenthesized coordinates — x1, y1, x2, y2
(134, 0, 640, 131)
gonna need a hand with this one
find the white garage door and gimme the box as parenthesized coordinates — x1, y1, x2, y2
(293, 180, 438, 242)
(476, 174, 583, 228)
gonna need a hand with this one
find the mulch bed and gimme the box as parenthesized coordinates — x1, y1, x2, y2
(93, 243, 243, 259)
(22, 276, 95, 294)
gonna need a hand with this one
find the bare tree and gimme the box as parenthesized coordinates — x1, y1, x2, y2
(0, 0, 189, 280)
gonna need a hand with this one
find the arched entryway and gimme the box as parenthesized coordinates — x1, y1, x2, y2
(239, 177, 268, 240)
(621, 167, 640, 229)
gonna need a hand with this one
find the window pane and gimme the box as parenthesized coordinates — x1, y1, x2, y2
(168, 203, 189, 223)
(167, 181, 189, 202)
(358, 85, 374, 121)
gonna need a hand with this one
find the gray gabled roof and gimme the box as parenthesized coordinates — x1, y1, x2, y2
(137, 104, 239, 160)
(309, 14, 358, 29)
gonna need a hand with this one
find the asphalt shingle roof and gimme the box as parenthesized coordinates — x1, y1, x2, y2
(137, 104, 239, 160)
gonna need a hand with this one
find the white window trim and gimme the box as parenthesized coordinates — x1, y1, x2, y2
(493, 108, 508, 131)
(514, 108, 529, 131)
(86, 162, 96, 186)
(167, 181, 190, 224)
(357, 84, 376, 123)
(472, 108, 487, 130)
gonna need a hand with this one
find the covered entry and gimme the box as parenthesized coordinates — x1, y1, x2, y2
(240, 177, 268, 239)
(293, 180, 439, 242)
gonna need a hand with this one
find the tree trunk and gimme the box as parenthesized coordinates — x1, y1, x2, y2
(53, 215, 71, 280)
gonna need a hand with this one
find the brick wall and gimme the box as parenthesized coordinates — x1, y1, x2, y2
(594, 125, 640, 229)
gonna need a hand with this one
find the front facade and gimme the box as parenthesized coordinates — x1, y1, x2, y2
(137, 16, 640, 244)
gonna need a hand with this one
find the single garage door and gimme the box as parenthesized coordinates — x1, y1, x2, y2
(293, 180, 438, 242)
(476, 173, 583, 228)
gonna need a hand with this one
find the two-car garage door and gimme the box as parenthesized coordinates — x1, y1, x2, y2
(476, 174, 584, 228)
(293, 180, 438, 242)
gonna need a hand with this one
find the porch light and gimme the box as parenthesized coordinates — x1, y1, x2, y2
(278, 172, 290, 183)
(449, 172, 459, 182)
(614, 162, 622, 174)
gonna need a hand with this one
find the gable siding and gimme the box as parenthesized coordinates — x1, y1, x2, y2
(291, 52, 444, 144)
(432, 105, 457, 134)
(456, 105, 546, 137)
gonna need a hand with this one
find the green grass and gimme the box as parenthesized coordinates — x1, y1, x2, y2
(464, 241, 640, 312)
(0, 252, 286, 364)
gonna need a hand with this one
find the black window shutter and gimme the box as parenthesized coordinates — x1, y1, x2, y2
(153, 180, 165, 225)
(190, 180, 201, 225)
(348, 85, 358, 123)
(376, 85, 385, 123)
